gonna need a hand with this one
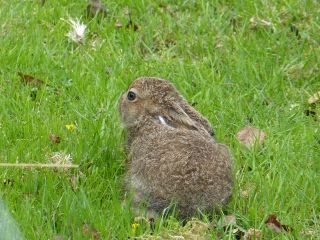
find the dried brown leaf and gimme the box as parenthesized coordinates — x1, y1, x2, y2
(92, 228, 101, 240)
(264, 214, 292, 233)
(18, 72, 44, 87)
(49, 133, 61, 144)
(82, 223, 90, 236)
(308, 91, 320, 104)
(237, 127, 266, 148)
(244, 228, 262, 239)
(115, 21, 123, 28)
(265, 214, 282, 233)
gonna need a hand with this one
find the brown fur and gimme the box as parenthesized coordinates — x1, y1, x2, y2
(119, 77, 232, 218)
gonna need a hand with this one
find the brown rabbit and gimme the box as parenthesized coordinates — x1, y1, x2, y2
(119, 77, 232, 218)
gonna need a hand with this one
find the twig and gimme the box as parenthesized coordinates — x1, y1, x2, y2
(0, 163, 79, 168)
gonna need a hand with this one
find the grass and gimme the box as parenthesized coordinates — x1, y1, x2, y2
(0, 0, 319, 239)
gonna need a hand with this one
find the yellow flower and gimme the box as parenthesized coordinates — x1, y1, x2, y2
(131, 223, 139, 231)
(65, 123, 76, 131)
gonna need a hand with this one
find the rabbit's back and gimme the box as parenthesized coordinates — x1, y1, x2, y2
(127, 121, 232, 216)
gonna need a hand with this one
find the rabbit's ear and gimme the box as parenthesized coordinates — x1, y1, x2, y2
(165, 103, 198, 130)
(179, 102, 215, 136)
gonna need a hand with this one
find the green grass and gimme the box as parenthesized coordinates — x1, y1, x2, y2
(0, 0, 319, 239)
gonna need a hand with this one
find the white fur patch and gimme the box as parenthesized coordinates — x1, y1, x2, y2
(158, 116, 174, 129)
(158, 116, 167, 125)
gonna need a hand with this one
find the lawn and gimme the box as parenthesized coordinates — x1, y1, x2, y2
(0, 0, 319, 239)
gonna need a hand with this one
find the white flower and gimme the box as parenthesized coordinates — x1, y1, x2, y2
(64, 18, 87, 44)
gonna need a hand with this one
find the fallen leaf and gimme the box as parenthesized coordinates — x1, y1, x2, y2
(219, 215, 237, 228)
(49, 133, 61, 144)
(308, 91, 320, 104)
(244, 228, 262, 239)
(115, 20, 123, 28)
(265, 214, 282, 233)
(82, 223, 90, 236)
(264, 214, 292, 233)
(92, 228, 101, 240)
(237, 127, 266, 148)
(18, 72, 44, 87)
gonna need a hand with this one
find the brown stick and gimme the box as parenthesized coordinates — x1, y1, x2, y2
(0, 163, 79, 168)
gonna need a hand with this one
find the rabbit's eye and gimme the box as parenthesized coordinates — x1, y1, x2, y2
(127, 91, 136, 101)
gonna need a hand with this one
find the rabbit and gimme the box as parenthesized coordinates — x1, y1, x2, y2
(119, 77, 232, 218)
